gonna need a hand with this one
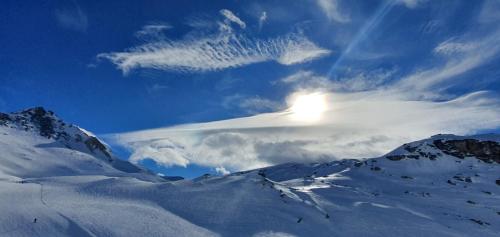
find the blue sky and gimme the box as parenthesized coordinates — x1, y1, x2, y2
(1, 0, 499, 178)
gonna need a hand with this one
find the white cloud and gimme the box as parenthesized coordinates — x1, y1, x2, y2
(240, 96, 283, 114)
(316, 0, 350, 23)
(215, 166, 230, 175)
(258, 12, 267, 31)
(220, 9, 246, 29)
(332, 68, 397, 92)
(276, 38, 331, 65)
(146, 83, 169, 94)
(127, 139, 190, 167)
(433, 39, 477, 55)
(55, 3, 88, 32)
(99, 19, 330, 74)
(135, 23, 172, 40)
(112, 90, 500, 171)
(396, 30, 500, 93)
(253, 231, 297, 237)
(223, 94, 283, 114)
(280, 70, 334, 92)
(478, 0, 500, 23)
(396, 0, 426, 9)
(280, 69, 396, 93)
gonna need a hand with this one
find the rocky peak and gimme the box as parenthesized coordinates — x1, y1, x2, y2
(433, 139, 500, 163)
(1, 107, 61, 138)
(21, 107, 57, 138)
(385, 135, 500, 163)
(1, 107, 112, 161)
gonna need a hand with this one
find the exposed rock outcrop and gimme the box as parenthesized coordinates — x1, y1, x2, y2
(1, 107, 113, 162)
(385, 136, 500, 163)
(433, 139, 500, 163)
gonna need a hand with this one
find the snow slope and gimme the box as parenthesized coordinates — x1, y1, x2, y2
(0, 108, 499, 237)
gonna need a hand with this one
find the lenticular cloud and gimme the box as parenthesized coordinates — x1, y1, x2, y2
(98, 32, 330, 74)
(111, 91, 500, 172)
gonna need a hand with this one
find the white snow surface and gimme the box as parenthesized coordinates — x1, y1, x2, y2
(0, 109, 499, 237)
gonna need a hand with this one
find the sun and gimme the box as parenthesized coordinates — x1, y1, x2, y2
(289, 92, 328, 122)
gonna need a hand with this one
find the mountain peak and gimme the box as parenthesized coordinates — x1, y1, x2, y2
(20, 106, 52, 114)
(1, 107, 113, 162)
(385, 134, 500, 163)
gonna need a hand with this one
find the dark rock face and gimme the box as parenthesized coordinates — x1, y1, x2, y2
(433, 139, 500, 163)
(386, 155, 406, 161)
(27, 107, 56, 138)
(386, 144, 439, 161)
(14, 107, 71, 140)
(84, 137, 112, 160)
(163, 176, 184, 181)
(0, 112, 11, 126)
(469, 218, 490, 226)
(386, 138, 499, 163)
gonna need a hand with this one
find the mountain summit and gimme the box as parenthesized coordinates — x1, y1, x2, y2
(0, 107, 145, 178)
(1, 107, 112, 159)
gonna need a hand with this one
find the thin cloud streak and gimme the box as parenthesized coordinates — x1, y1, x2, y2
(55, 1, 88, 32)
(135, 23, 172, 40)
(99, 32, 330, 74)
(316, 0, 350, 23)
(98, 9, 330, 74)
(258, 12, 267, 31)
(396, 29, 500, 94)
(220, 9, 246, 29)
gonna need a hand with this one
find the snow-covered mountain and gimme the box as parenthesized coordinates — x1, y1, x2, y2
(0, 107, 145, 177)
(0, 108, 499, 237)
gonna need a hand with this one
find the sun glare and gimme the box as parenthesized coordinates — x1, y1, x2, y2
(289, 92, 327, 122)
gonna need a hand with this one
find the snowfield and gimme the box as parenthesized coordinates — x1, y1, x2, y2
(0, 108, 499, 237)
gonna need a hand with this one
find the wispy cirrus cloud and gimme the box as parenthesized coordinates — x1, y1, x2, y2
(135, 23, 172, 40)
(258, 11, 267, 31)
(280, 69, 397, 92)
(220, 9, 246, 29)
(316, 0, 350, 23)
(396, 29, 500, 94)
(99, 33, 330, 74)
(395, 0, 426, 9)
(478, 0, 500, 23)
(98, 10, 330, 74)
(54, 1, 88, 32)
(223, 94, 284, 115)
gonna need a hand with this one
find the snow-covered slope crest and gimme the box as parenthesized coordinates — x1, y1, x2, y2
(0, 107, 113, 161)
(385, 134, 500, 163)
(0, 107, 143, 177)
